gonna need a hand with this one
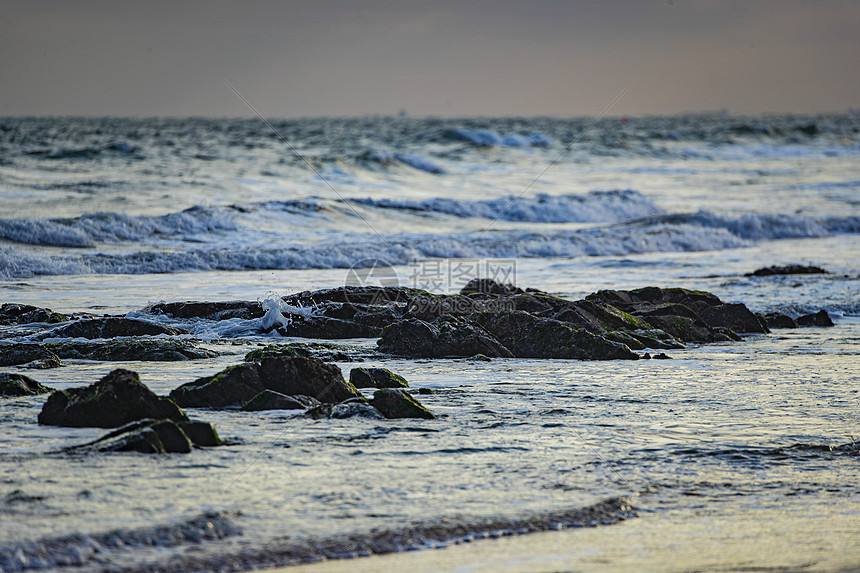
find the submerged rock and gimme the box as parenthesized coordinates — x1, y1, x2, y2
(349, 367, 409, 389)
(48, 338, 218, 362)
(796, 310, 835, 327)
(148, 300, 264, 321)
(764, 313, 799, 329)
(73, 418, 220, 453)
(241, 390, 320, 411)
(52, 317, 184, 339)
(330, 397, 384, 419)
(748, 264, 828, 276)
(38, 369, 188, 428)
(372, 388, 435, 419)
(0, 373, 51, 397)
(697, 303, 769, 334)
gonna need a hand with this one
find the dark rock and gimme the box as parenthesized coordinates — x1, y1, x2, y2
(460, 278, 524, 297)
(170, 363, 265, 408)
(587, 287, 724, 316)
(378, 316, 514, 358)
(280, 315, 381, 338)
(794, 123, 820, 137)
(53, 317, 184, 339)
(38, 369, 188, 428)
(697, 303, 769, 334)
(330, 398, 384, 419)
(74, 418, 218, 453)
(0, 344, 63, 368)
(417, 387, 433, 395)
(652, 353, 672, 359)
(259, 355, 360, 403)
(148, 300, 264, 321)
(97, 425, 165, 453)
(748, 265, 828, 277)
(178, 420, 222, 447)
(605, 331, 646, 351)
(764, 313, 798, 329)
(0, 373, 51, 397)
(349, 367, 409, 389)
(241, 390, 320, 411)
(796, 310, 834, 327)
(245, 342, 374, 363)
(626, 330, 686, 350)
(0, 303, 68, 325)
(372, 388, 435, 419)
(149, 420, 193, 453)
(304, 403, 334, 419)
(639, 313, 736, 343)
(471, 311, 639, 360)
(48, 338, 218, 362)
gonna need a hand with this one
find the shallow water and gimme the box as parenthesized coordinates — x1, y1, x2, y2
(1, 114, 858, 571)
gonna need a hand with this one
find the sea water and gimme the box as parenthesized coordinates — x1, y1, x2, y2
(0, 115, 858, 571)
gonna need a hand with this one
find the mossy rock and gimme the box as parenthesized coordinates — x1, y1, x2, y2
(0, 373, 52, 397)
(241, 390, 320, 411)
(349, 367, 409, 389)
(38, 369, 188, 428)
(0, 344, 63, 368)
(170, 363, 265, 408)
(372, 388, 435, 420)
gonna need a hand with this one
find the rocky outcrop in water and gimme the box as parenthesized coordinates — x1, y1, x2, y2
(747, 264, 828, 276)
(241, 390, 320, 411)
(69, 418, 221, 453)
(796, 309, 835, 327)
(38, 369, 188, 428)
(170, 355, 360, 408)
(52, 317, 185, 339)
(0, 303, 67, 325)
(372, 388, 436, 419)
(0, 344, 63, 369)
(349, 367, 409, 389)
(0, 373, 51, 397)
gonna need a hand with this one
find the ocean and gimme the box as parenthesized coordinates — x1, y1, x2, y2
(0, 114, 858, 572)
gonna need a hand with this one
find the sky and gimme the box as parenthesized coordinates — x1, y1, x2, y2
(1, 0, 858, 118)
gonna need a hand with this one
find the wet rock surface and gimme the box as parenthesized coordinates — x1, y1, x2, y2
(372, 388, 436, 420)
(748, 265, 828, 276)
(349, 367, 409, 389)
(51, 317, 185, 339)
(170, 355, 360, 408)
(796, 309, 835, 327)
(70, 418, 221, 453)
(0, 303, 68, 325)
(0, 372, 52, 397)
(0, 344, 63, 368)
(39, 369, 188, 428)
(241, 390, 320, 412)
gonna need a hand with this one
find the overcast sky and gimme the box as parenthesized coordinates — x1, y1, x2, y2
(2, 0, 858, 118)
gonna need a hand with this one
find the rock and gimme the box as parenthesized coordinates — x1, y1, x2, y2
(178, 420, 222, 447)
(48, 339, 218, 362)
(460, 279, 524, 297)
(378, 316, 514, 358)
(748, 265, 828, 277)
(147, 420, 193, 453)
(796, 310, 834, 327)
(241, 390, 320, 411)
(0, 303, 67, 325)
(372, 388, 436, 419)
(330, 398, 384, 419)
(697, 303, 769, 334)
(471, 311, 639, 360)
(74, 418, 218, 453)
(52, 317, 184, 339)
(39, 369, 188, 428)
(349, 367, 409, 389)
(764, 313, 798, 329)
(0, 373, 52, 397)
(280, 315, 381, 338)
(148, 300, 264, 321)
(258, 356, 360, 403)
(97, 425, 166, 454)
(170, 363, 265, 408)
(245, 342, 379, 363)
(587, 287, 724, 317)
(0, 344, 63, 368)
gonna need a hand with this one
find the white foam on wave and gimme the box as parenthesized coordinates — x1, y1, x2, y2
(447, 128, 552, 147)
(0, 206, 237, 247)
(354, 189, 665, 223)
